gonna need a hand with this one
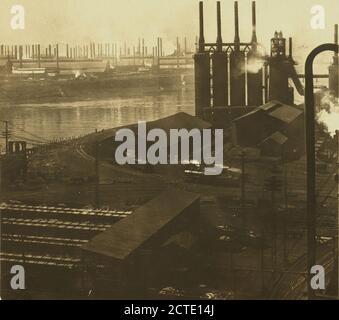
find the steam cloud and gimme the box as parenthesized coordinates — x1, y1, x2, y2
(317, 92, 339, 137)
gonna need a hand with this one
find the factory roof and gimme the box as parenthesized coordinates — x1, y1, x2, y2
(233, 100, 303, 124)
(260, 131, 288, 146)
(82, 189, 200, 261)
(83, 112, 211, 146)
(268, 103, 303, 124)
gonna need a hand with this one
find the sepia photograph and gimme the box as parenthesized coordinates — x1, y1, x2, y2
(0, 0, 338, 303)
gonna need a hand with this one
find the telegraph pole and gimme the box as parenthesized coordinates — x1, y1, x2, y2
(283, 149, 288, 266)
(1, 120, 10, 154)
(264, 175, 283, 280)
(95, 141, 100, 208)
(241, 152, 246, 226)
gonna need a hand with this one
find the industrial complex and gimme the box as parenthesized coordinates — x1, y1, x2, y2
(0, 1, 338, 300)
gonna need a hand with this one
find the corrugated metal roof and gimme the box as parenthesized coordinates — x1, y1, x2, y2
(233, 100, 303, 124)
(261, 100, 280, 111)
(82, 112, 212, 145)
(268, 104, 303, 124)
(82, 189, 200, 260)
(261, 131, 288, 145)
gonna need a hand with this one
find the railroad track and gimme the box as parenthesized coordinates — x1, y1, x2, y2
(1, 217, 112, 232)
(0, 252, 83, 268)
(0, 202, 132, 218)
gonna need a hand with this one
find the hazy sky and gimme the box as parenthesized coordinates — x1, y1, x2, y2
(0, 0, 339, 61)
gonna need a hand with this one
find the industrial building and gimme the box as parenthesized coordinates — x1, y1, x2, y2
(85, 112, 212, 163)
(194, 1, 304, 126)
(82, 189, 201, 297)
(232, 100, 304, 157)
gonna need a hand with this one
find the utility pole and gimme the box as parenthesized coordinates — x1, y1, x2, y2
(283, 149, 288, 267)
(95, 141, 100, 208)
(1, 120, 10, 154)
(241, 152, 246, 226)
(264, 175, 283, 280)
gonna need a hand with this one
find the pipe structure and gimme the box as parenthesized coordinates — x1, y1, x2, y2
(304, 43, 339, 300)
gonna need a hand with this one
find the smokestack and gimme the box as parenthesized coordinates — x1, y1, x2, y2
(289, 37, 293, 59)
(216, 1, 223, 52)
(251, 2, 257, 47)
(157, 37, 160, 57)
(38, 44, 41, 68)
(198, 1, 205, 52)
(234, 1, 240, 51)
(334, 24, 338, 62)
(56, 44, 59, 71)
(19, 46, 23, 68)
(177, 37, 180, 55)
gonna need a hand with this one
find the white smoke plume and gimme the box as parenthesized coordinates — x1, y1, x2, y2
(246, 56, 265, 74)
(317, 92, 339, 137)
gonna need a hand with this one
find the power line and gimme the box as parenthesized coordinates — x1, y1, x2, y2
(8, 122, 49, 143)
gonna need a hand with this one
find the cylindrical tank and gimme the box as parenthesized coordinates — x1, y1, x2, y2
(269, 59, 291, 104)
(212, 52, 228, 107)
(247, 50, 263, 106)
(230, 50, 246, 106)
(268, 32, 293, 105)
(194, 53, 211, 117)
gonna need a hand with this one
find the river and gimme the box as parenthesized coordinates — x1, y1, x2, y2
(0, 88, 195, 151)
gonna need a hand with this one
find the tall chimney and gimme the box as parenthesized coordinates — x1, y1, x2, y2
(251, 2, 257, 49)
(198, 1, 205, 53)
(19, 46, 23, 68)
(38, 44, 41, 68)
(289, 37, 293, 60)
(234, 1, 240, 51)
(334, 24, 338, 63)
(156, 37, 160, 57)
(216, 1, 223, 52)
(56, 44, 59, 71)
